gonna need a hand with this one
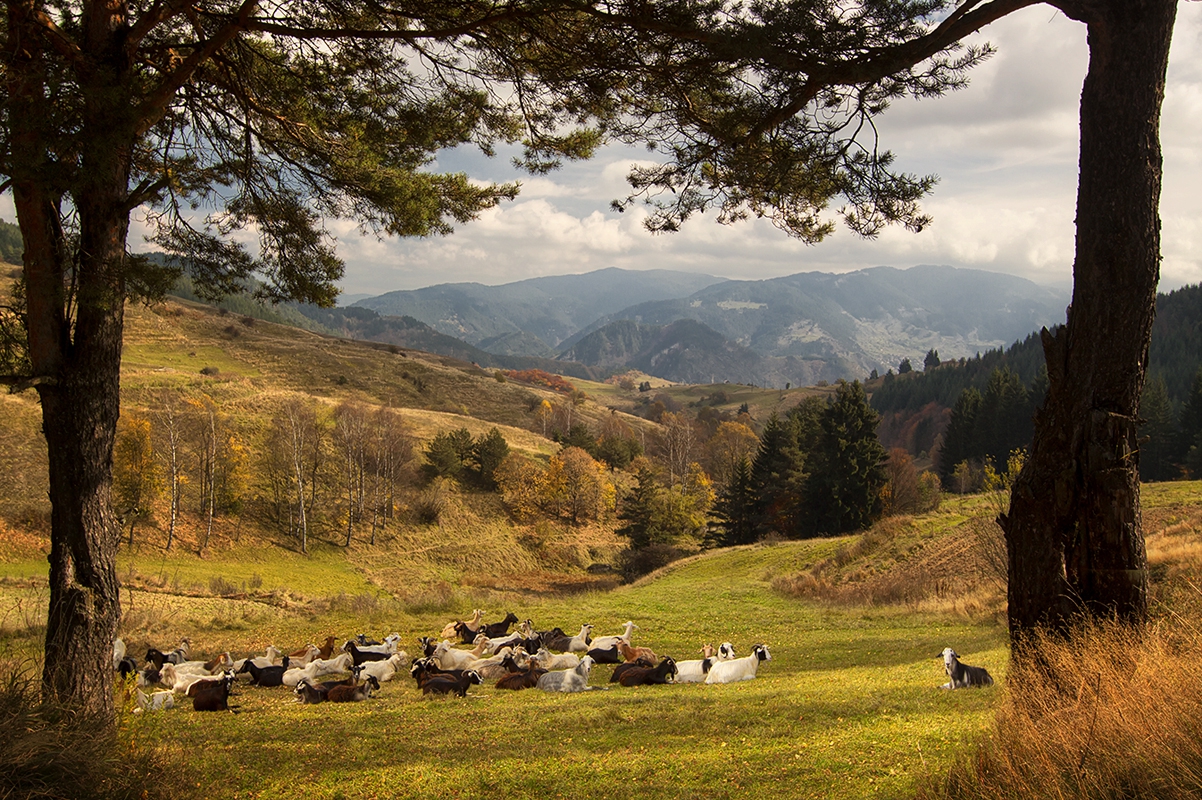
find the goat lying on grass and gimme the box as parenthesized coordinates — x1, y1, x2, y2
(938, 648, 994, 689)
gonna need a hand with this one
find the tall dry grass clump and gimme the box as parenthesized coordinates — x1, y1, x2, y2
(919, 619, 1202, 800)
(0, 659, 192, 800)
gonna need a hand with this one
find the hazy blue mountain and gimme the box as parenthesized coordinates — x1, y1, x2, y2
(565, 265, 1068, 379)
(351, 267, 726, 353)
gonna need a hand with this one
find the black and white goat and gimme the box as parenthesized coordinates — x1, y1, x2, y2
(938, 648, 994, 689)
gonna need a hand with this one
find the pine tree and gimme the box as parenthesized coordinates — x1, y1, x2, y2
(805, 380, 888, 535)
(748, 414, 804, 538)
(471, 428, 510, 490)
(616, 465, 662, 550)
(979, 367, 1032, 471)
(713, 455, 757, 547)
(1138, 377, 1178, 482)
(939, 387, 983, 481)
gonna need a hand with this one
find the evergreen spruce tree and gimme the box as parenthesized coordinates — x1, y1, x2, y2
(748, 414, 804, 538)
(939, 387, 983, 481)
(471, 428, 510, 490)
(1138, 377, 1178, 482)
(979, 367, 1032, 471)
(1178, 368, 1202, 459)
(805, 381, 888, 535)
(713, 455, 757, 547)
(616, 465, 661, 551)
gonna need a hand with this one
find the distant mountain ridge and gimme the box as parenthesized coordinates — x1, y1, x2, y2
(343, 264, 1068, 388)
(352, 267, 726, 353)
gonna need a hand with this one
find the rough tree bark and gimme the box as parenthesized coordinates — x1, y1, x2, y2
(7, 0, 135, 717)
(1001, 0, 1177, 640)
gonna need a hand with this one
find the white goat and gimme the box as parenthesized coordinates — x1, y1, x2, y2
(133, 689, 174, 712)
(359, 652, 410, 683)
(717, 642, 736, 660)
(938, 648, 994, 689)
(532, 647, 580, 671)
(675, 644, 719, 684)
(536, 656, 595, 693)
(433, 636, 490, 671)
(282, 652, 355, 687)
(112, 637, 126, 671)
(705, 644, 771, 684)
(589, 621, 637, 652)
(231, 645, 284, 673)
(565, 624, 593, 653)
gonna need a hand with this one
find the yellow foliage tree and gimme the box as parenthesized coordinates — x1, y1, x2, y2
(113, 414, 160, 545)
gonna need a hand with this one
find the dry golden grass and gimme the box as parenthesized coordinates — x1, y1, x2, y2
(919, 618, 1202, 800)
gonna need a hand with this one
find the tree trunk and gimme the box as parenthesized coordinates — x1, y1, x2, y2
(1002, 0, 1176, 641)
(6, 2, 137, 718)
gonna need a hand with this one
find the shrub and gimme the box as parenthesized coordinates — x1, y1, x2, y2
(199, 366, 219, 376)
(617, 544, 687, 582)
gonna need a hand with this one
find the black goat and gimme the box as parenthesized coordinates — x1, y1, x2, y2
(586, 644, 622, 664)
(421, 670, 483, 697)
(495, 663, 546, 691)
(479, 612, 518, 639)
(343, 641, 389, 666)
(328, 674, 380, 703)
(617, 657, 678, 687)
(191, 672, 235, 712)
(609, 658, 655, 683)
(238, 656, 291, 687)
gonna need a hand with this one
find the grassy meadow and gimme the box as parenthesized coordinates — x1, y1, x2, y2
(2, 284, 1202, 799)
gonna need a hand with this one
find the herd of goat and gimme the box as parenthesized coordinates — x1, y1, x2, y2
(117, 610, 777, 712)
(117, 610, 992, 713)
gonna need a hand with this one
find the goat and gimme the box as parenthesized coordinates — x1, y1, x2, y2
(133, 689, 175, 712)
(705, 644, 771, 684)
(359, 652, 409, 683)
(938, 648, 994, 689)
(409, 659, 469, 689)
(238, 656, 291, 687)
(617, 639, 657, 665)
(285, 643, 320, 666)
(328, 674, 380, 703)
(416, 636, 438, 659)
(440, 609, 484, 642)
(495, 661, 547, 691)
(586, 644, 622, 664)
(316, 636, 339, 660)
(343, 641, 391, 666)
(538, 627, 573, 652)
(609, 658, 655, 683)
(173, 652, 233, 676)
(479, 612, 519, 639)
(589, 621, 637, 652)
(717, 642, 736, 660)
(532, 648, 579, 671)
(116, 656, 140, 679)
(421, 670, 483, 697)
(536, 656, 595, 693)
(145, 638, 190, 669)
(565, 624, 593, 653)
(617, 657, 677, 687)
(112, 637, 126, 671)
(432, 636, 490, 671)
(465, 647, 520, 680)
(190, 671, 235, 712)
(231, 645, 284, 673)
(283, 652, 353, 687)
(675, 644, 718, 684)
(294, 678, 328, 705)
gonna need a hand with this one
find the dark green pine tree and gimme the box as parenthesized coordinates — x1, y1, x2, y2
(471, 428, 510, 490)
(805, 380, 888, 535)
(616, 465, 661, 550)
(713, 455, 757, 547)
(939, 387, 983, 481)
(423, 427, 474, 481)
(1181, 368, 1202, 479)
(978, 367, 1031, 470)
(1138, 377, 1178, 482)
(923, 349, 941, 371)
(748, 414, 804, 538)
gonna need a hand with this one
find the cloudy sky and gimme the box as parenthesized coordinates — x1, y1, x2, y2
(324, 4, 1202, 300)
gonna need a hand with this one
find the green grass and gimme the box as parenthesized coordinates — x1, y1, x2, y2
(116, 539, 1006, 800)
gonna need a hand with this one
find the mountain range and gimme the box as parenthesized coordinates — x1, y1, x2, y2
(344, 264, 1069, 387)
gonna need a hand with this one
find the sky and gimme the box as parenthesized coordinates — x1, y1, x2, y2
(321, 4, 1202, 299)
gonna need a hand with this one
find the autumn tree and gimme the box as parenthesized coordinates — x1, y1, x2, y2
(365, 407, 412, 543)
(263, 398, 323, 554)
(333, 401, 371, 545)
(705, 420, 759, 488)
(112, 413, 160, 545)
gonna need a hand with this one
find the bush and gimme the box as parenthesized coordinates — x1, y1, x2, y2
(617, 544, 687, 582)
(199, 366, 219, 376)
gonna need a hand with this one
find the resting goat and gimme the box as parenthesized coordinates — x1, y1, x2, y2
(938, 648, 994, 689)
(536, 656, 594, 693)
(617, 657, 677, 687)
(705, 644, 771, 684)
